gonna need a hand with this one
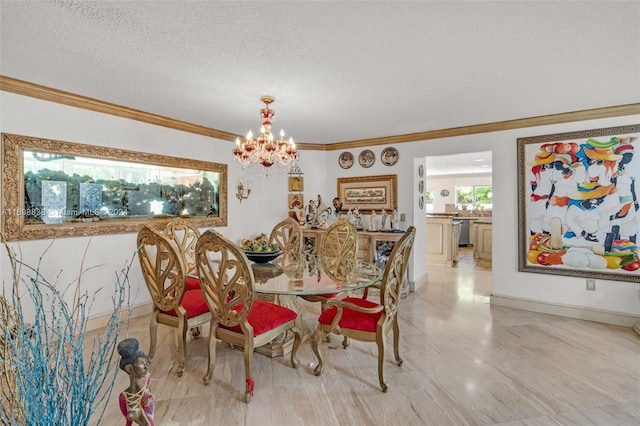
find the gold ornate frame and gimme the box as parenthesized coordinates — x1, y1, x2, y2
(1, 133, 227, 240)
(337, 174, 397, 213)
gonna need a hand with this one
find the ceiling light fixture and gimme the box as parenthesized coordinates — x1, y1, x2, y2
(232, 95, 298, 175)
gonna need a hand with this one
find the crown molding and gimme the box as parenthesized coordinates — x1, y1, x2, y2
(322, 104, 640, 151)
(0, 75, 239, 142)
(2, 75, 638, 152)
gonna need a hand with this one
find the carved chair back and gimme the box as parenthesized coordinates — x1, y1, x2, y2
(269, 217, 303, 263)
(137, 226, 186, 314)
(163, 218, 201, 276)
(378, 226, 416, 319)
(318, 219, 358, 279)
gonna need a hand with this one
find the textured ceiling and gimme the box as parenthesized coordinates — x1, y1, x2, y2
(1, 1, 639, 148)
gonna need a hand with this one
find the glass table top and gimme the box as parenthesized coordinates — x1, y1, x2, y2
(251, 253, 382, 296)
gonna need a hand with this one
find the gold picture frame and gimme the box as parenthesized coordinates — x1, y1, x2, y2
(337, 174, 397, 213)
(288, 193, 304, 210)
(1, 133, 228, 241)
(288, 175, 303, 192)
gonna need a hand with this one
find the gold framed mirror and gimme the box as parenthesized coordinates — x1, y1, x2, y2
(1, 133, 227, 241)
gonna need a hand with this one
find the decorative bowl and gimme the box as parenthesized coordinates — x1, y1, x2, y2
(244, 250, 282, 264)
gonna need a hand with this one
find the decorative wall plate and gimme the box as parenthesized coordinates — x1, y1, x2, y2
(440, 189, 450, 197)
(418, 196, 424, 210)
(381, 147, 399, 166)
(358, 149, 375, 168)
(338, 151, 354, 169)
(418, 164, 424, 177)
(418, 180, 424, 194)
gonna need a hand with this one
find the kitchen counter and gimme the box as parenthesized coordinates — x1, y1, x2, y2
(426, 216, 461, 267)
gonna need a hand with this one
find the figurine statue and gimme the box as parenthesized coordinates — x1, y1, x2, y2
(306, 199, 318, 226)
(390, 208, 398, 230)
(353, 206, 363, 229)
(332, 197, 343, 215)
(368, 210, 377, 231)
(118, 338, 155, 426)
(380, 209, 388, 230)
(307, 194, 333, 228)
(347, 209, 353, 224)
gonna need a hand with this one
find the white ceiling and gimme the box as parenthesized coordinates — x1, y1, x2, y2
(1, 1, 638, 151)
(427, 151, 492, 177)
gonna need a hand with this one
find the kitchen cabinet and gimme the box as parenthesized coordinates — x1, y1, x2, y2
(426, 216, 461, 267)
(472, 221, 492, 260)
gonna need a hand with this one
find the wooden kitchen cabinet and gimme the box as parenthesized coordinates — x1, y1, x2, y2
(472, 221, 492, 260)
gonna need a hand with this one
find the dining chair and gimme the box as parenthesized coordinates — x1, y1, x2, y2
(163, 217, 201, 278)
(269, 217, 303, 262)
(310, 226, 416, 392)
(302, 219, 358, 311)
(136, 226, 211, 377)
(163, 218, 205, 340)
(195, 229, 301, 403)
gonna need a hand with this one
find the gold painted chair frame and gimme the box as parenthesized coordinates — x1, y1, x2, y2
(163, 218, 204, 339)
(163, 217, 201, 276)
(269, 217, 303, 262)
(196, 230, 301, 402)
(137, 226, 211, 377)
(310, 226, 416, 392)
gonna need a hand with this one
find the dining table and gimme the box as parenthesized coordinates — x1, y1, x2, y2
(251, 253, 382, 296)
(249, 252, 383, 357)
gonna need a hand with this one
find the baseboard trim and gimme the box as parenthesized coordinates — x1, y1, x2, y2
(490, 295, 640, 328)
(413, 273, 428, 292)
(86, 303, 153, 332)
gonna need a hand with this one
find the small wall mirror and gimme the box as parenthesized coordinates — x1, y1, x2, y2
(1, 133, 228, 240)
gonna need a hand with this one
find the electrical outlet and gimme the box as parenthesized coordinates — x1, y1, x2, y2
(586, 279, 596, 291)
(400, 213, 406, 221)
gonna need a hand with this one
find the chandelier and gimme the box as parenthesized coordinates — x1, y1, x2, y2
(232, 95, 298, 175)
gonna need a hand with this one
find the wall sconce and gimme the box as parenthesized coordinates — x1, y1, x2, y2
(236, 178, 252, 203)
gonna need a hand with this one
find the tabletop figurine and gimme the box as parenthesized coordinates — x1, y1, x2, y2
(332, 197, 343, 215)
(390, 209, 398, 230)
(368, 210, 377, 231)
(353, 206, 363, 229)
(381, 209, 388, 230)
(118, 338, 155, 426)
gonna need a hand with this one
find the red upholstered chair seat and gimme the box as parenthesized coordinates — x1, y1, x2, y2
(164, 288, 209, 318)
(317, 297, 382, 332)
(219, 300, 297, 336)
(185, 276, 201, 291)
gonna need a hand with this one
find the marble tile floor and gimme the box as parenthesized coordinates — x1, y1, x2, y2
(91, 261, 640, 426)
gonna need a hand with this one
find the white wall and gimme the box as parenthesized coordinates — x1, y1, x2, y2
(0, 92, 297, 318)
(399, 116, 640, 318)
(3, 91, 639, 323)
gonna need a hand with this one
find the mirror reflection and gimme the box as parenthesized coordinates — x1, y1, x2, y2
(23, 152, 221, 224)
(1, 133, 228, 240)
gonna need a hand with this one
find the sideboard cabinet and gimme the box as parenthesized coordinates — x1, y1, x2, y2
(302, 228, 410, 297)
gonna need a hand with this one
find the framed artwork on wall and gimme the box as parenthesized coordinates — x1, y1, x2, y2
(288, 193, 304, 210)
(517, 124, 640, 282)
(288, 175, 303, 192)
(337, 174, 397, 214)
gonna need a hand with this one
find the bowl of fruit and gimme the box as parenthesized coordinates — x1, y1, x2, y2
(241, 235, 282, 264)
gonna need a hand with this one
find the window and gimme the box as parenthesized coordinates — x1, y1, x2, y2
(455, 185, 492, 210)
(424, 189, 434, 212)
